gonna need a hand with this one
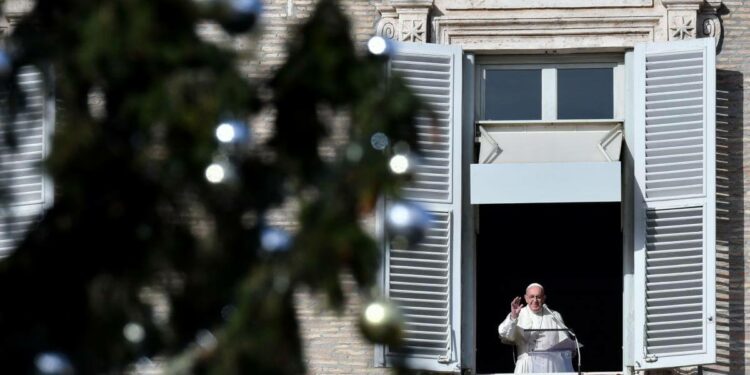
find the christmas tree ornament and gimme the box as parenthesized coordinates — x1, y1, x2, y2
(345, 143, 363, 162)
(196, 329, 218, 351)
(370, 132, 389, 151)
(87, 86, 107, 120)
(217, 0, 263, 34)
(215, 118, 250, 144)
(123, 322, 146, 344)
(385, 201, 431, 245)
(0, 49, 11, 78)
(205, 163, 227, 184)
(34, 352, 75, 375)
(204, 157, 236, 184)
(260, 226, 292, 253)
(359, 299, 403, 346)
(388, 153, 410, 174)
(366, 36, 394, 58)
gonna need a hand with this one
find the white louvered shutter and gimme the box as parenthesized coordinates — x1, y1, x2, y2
(381, 42, 463, 372)
(0, 66, 54, 257)
(632, 37, 716, 370)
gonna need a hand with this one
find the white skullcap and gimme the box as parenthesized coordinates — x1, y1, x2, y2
(526, 282, 545, 294)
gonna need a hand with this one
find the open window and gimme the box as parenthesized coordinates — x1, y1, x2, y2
(378, 37, 716, 374)
(0, 66, 54, 257)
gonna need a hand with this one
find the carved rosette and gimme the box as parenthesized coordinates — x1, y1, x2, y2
(670, 15, 696, 40)
(401, 19, 426, 42)
(376, 0, 433, 43)
(662, 0, 699, 41)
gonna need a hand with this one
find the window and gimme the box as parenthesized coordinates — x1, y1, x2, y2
(380, 38, 716, 374)
(479, 59, 622, 122)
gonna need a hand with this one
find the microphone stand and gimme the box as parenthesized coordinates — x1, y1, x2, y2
(523, 328, 581, 375)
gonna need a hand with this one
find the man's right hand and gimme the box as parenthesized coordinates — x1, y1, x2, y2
(510, 296, 523, 320)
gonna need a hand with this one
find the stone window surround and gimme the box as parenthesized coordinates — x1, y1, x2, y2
(376, 0, 722, 51)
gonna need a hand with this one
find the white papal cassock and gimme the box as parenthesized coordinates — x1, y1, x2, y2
(498, 304, 575, 373)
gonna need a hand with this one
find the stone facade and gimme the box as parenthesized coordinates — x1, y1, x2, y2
(1, 0, 748, 373)
(705, 2, 750, 374)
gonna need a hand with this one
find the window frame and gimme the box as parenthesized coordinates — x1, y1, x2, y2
(476, 54, 626, 123)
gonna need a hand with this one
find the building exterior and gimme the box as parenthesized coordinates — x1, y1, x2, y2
(0, 0, 748, 374)
(283, 1, 749, 374)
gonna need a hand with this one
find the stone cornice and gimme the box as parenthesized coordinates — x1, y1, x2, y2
(661, 0, 704, 10)
(376, 0, 723, 51)
(434, 15, 663, 51)
(444, 0, 652, 10)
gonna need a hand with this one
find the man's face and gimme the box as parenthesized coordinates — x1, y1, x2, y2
(524, 286, 545, 313)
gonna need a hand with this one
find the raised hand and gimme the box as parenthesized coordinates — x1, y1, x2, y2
(510, 296, 524, 319)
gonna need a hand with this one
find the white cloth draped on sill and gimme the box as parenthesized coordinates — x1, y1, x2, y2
(498, 304, 575, 373)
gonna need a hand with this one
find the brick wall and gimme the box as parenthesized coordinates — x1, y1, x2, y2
(245, 0, 389, 373)
(260, 1, 750, 373)
(704, 2, 750, 374)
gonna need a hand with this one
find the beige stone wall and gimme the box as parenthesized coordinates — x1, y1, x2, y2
(705, 2, 750, 374)
(245, 0, 389, 373)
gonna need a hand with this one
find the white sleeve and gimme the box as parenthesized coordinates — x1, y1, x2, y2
(498, 313, 524, 344)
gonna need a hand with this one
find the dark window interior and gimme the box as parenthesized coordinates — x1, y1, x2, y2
(484, 69, 542, 120)
(557, 67, 614, 119)
(476, 203, 622, 374)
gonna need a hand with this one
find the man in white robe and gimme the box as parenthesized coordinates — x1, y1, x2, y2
(498, 283, 576, 373)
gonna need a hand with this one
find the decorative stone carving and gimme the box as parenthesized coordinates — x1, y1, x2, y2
(670, 15, 695, 39)
(376, 0, 433, 43)
(401, 19, 426, 42)
(375, 5, 399, 40)
(662, 0, 702, 41)
(698, 1, 722, 46)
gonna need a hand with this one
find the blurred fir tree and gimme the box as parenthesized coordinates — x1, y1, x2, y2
(0, 0, 425, 373)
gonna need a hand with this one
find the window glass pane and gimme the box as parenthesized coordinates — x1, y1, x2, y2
(557, 68, 613, 119)
(484, 69, 541, 120)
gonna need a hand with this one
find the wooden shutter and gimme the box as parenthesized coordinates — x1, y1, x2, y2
(632, 37, 716, 370)
(0, 66, 53, 257)
(380, 42, 463, 372)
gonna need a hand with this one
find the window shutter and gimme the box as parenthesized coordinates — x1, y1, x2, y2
(380, 42, 463, 372)
(632, 38, 716, 370)
(0, 66, 54, 257)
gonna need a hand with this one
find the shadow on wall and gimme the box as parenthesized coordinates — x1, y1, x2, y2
(705, 69, 746, 375)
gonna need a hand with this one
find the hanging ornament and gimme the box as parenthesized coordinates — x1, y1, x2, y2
(388, 153, 410, 174)
(87, 86, 107, 121)
(216, 0, 263, 34)
(388, 141, 419, 175)
(204, 156, 236, 184)
(385, 201, 431, 246)
(367, 36, 395, 58)
(215, 118, 250, 144)
(123, 322, 146, 344)
(370, 132, 389, 151)
(260, 226, 292, 253)
(34, 352, 75, 375)
(0, 49, 11, 78)
(195, 329, 218, 351)
(345, 143, 363, 162)
(359, 299, 403, 346)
